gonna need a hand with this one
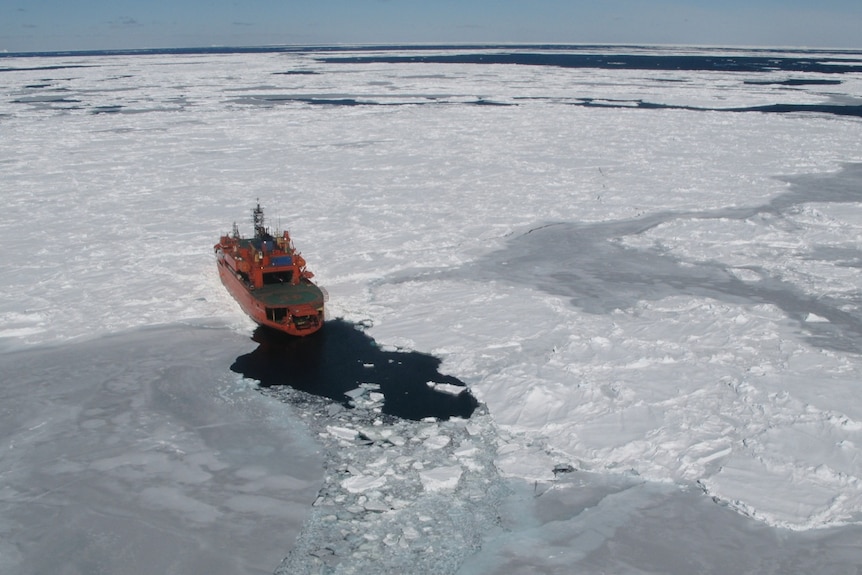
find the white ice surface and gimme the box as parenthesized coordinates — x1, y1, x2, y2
(2, 46, 862, 553)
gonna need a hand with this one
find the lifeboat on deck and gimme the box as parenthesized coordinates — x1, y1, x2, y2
(214, 202, 325, 336)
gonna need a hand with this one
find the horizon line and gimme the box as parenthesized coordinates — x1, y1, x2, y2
(4, 42, 862, 60)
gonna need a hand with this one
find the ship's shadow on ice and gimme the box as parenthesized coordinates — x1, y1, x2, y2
(230, 319, 478, 421)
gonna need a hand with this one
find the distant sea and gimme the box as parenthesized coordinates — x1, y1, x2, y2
(5, 44, 862, 118)
(3, 44, 862, 72)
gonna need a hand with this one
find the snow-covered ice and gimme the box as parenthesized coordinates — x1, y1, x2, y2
(3, 45, 862, 573)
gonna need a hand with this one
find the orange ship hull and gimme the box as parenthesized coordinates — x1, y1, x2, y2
(215, 203, 325, 336)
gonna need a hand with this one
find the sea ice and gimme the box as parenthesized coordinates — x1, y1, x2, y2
(4, 46, 862, 574)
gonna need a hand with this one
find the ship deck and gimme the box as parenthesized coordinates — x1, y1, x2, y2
(250, 279, 323, 308)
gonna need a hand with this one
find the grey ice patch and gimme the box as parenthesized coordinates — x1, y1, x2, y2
(462, 163, 862, 353)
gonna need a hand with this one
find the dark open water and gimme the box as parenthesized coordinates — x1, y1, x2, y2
(231, 319, 478, 421)
(5, 44, 861, 118)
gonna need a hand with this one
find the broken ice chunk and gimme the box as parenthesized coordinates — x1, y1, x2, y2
(342, 474, 387, 494)
(387, 435, 406, 447)
(363, 500, 391, 513)
(419, 465, 463, 491)
(423, 435, 451, 450)
(327, 425, 359, 441)
(454, 444, 479, 458)
(425, 381, 467, 396)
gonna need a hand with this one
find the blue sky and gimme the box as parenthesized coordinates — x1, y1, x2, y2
(2, 0, 861, 53)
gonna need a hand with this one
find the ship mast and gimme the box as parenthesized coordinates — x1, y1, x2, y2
(253, 200, 266, 238)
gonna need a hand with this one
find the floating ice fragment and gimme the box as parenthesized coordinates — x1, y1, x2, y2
(424, 435, 451, 450)
(387, 435, 406, 447)
(419, 465, 463, 491)
(383, 533, 399, 546)
(365, 455, 390, 469)
(342, 474, 387, 494)
(394, 455, 412, 466)
(325, 403, 345, 416)
(357, 428, 384, 443)
(805, 313, 830, 323)
(425, 381, 467, 396)
(363, 500, 391, 513)
(327, 425, 359, 441)
(454, 444, 479, 458)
